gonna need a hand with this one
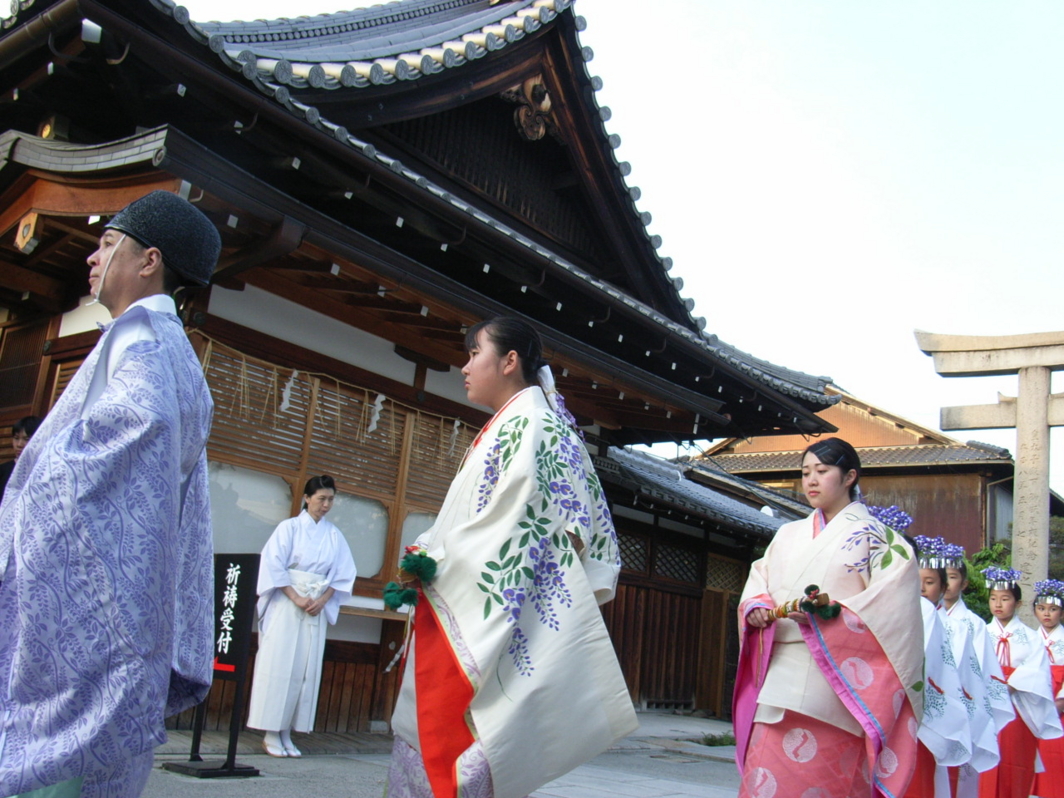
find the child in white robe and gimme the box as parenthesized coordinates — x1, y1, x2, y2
(907, 535, 973, 798)
(979, 567, 1062, 798)
(1032, 579, 1064, 798)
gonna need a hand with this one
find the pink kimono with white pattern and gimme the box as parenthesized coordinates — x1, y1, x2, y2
(734, 502, 925, 798)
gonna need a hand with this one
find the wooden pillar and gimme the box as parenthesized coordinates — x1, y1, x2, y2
(1014, 366, 1051, 622)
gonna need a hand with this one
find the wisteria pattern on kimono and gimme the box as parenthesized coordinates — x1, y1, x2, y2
(917, 597, 972, 770)
(390, 387, 637, 798)
(735, 502, 925, 798)
(0, 304, 214, 795)
(986, 616, 1063, 740)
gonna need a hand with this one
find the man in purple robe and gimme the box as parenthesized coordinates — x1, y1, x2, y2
(0, 191, 221, 797)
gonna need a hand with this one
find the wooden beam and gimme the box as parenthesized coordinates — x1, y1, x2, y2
(22, 232, 78, 271)
(296, 274, 379, 294)
(0, 259, 68, 298)
(0, 176, 182, 237)
(212, 216, 306, 283)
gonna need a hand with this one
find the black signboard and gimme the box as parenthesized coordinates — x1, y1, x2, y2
(212, 553, 259, 682)
(163, 553, 261, 779)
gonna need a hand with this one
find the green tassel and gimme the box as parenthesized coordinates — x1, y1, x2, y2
(383, 581, 419, 610)
(400, 552, 438, 584)
(816, 602, 842, 620)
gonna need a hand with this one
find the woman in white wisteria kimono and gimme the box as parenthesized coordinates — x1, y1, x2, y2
(734, 438, 925, 798)
(387, 317, 636, 798)
(979, 567, 1062, 798)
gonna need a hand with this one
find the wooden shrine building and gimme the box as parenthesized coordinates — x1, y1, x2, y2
(0, 0, 837, 724)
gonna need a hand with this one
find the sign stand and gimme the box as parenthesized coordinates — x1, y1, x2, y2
(164, 553, 261, 778)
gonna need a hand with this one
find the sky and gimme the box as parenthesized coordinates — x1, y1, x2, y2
(39, 0, 1064, 489)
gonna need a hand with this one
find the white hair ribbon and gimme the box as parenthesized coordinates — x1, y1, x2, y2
(537, 365, 581, 433)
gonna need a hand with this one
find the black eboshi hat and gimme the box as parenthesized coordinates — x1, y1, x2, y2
(105, 190, 221, 286)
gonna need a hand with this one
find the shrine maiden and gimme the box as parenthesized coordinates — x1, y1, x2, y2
(387, 317, 636, 798)
(735, 438, 924, 798)
(246, 474, 357, 757)
(905, 536, 974, 798)
(1032, 579, 1064, 798)
(930, 542, 1002, 798)
(979, 567, 1062, 798)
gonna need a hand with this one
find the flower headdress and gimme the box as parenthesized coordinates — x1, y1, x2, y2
(982, 566, 1022, 591)
(912, 535, 965, 570)
(868, 505, 913, 534)
(1035, 579, 1064, 607)
(942, 543, 966, 567)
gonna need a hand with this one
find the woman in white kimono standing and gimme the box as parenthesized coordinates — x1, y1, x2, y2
(246, 474, 357, 757)
(979, 567, 1062, 798)
(734, 438, 925, 798)
(1031, 579, 1064, 798)
(387, 317, 636, 798)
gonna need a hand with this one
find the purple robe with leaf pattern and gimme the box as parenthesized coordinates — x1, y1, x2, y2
(0, 300, 214, 795)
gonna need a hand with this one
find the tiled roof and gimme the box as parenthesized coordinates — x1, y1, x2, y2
(155, 0, 836, 407)
(710, 442, 1014, 474)
(599, 447, 786, 538)
(683, 456, 810, 516)
(194, 0, 562, 89)
(3, 0, 836, 410)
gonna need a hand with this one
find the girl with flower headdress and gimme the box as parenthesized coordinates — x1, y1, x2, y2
(1032, 579, 1064, 798)
(936, 545, 1015, 798)
(979, 568, 1062, 798)
(907, 540, 1001, 798)
(903, 534, 972, 798)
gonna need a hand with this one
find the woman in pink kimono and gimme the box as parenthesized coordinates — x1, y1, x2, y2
(734, 437, 925, 798)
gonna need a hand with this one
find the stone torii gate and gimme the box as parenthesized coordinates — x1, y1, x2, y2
(915, 330, 1064, 617)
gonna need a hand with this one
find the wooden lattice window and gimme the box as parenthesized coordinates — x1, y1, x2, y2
(705, 555, 746, 592)
(202, 345, 312, 478)
(618, 532, 648, 574)
(654, 542, 700, 585)
(0, 319, 49, 411)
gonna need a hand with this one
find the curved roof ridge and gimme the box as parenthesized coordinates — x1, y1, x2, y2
(183, 0, 559, 91)
(139, 0, 834, 407)
(189, 0, 475, 28)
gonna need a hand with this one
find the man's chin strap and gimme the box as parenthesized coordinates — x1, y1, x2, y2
(86, 233, 126, 308)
